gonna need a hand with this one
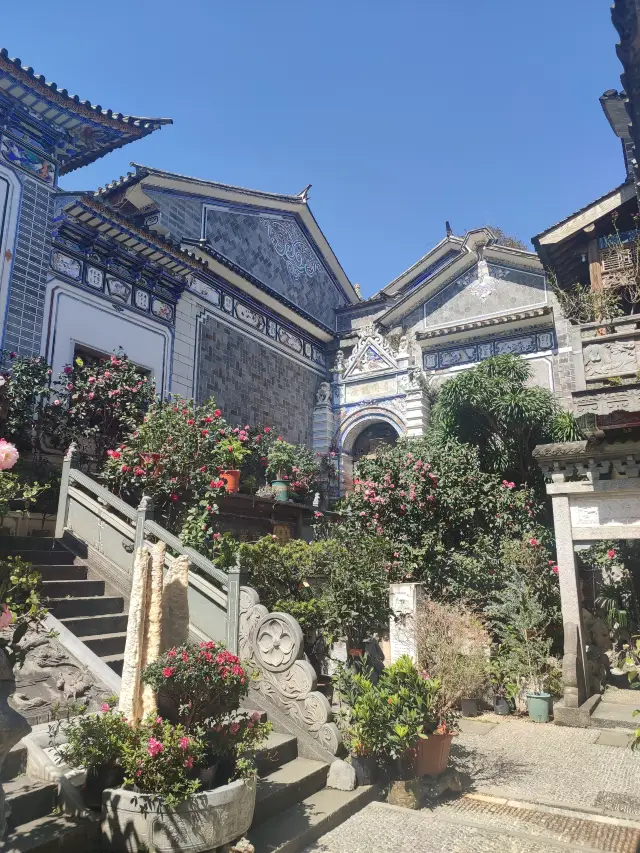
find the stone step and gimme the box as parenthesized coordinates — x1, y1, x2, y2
(0, 537, 61, 553)
(5, 776, 58, 828)
(1, 745, 27, 782)
(253, 757, 329, 827)
(255, 732, 298, 775)
(591, 701, 639, 731)
(103, 654, 124, 676)
(49, 595, 124, 619)
(3, 813, 96, 853)
(41, 579, 105, 598)
(34, 565, 88, 581)
(16, 551, 77, 566)
(60, 612, 128, 637)
(78, 631, 127, 657)
(249, 784, 379, 853)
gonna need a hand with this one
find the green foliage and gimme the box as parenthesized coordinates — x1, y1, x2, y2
(0, 473, 49, 520)
(44, 352, 156, 469)
(0, 351, 51, 452)
(0, 554, 46, 668)
(265, 437, 322, 497)
(577, 542, 639, 637)
(431, 355, 581, 488)
(56, 700, 131, 773)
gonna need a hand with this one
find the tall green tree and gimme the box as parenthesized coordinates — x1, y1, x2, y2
(431, 355, 581, 488)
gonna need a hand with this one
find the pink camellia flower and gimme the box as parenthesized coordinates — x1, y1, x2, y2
(162, 666, 175, 678)
(314, 511, 323, 519)
(104, 371, 112, 379)
(183, 756, 194, 769)
(53, 399, 60, 406)
(88, 376, 96, 383)
(0, 439, 19, 471)
(608, 549, 616, 559)
(552, 565, 559, 574)
(0, 603, 12, 629)
(147, 737, 164, 757)
(214, 409, 222, 418)
(101, 703, 111, 713)
(528, 538, 539, 547)
(155, 717, 163, 724)
(66, 383, 73, 391)
(251, 711, 261, 723)
(229, 722, 240, 736)
(88, 392, 95, 400)
(264, 427, 271, 433)
(179, 737, 190, 751)
(63, 366, 73, 375)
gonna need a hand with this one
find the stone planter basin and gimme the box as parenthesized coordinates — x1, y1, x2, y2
(101, 776, 256, 853)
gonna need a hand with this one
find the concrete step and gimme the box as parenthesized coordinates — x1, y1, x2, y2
(253, 757, 329, 827)
(1, 745, 27, 782)
(591, 701, 639, 731)
(5, 777, 58, 828)
(103, 654, 124, 676)
(0, 537, 62, 554)
(78, 631, 127, 657)
(17, 551, 76, 566)
(255, 732, 298, 775)
(249, 784, 379, 853)
(41, 579, 105, 598)
(3, 813, 96, 853)
(60, 612, 128, 637)
(49, 595, 124, 619)
(34, 565, 88, 581)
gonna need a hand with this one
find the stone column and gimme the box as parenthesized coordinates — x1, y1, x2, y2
(312, 399, 334, 456)
(404, 370, 430, 438)
(389, 583, 425, 664)
(550, 494, 588, 706)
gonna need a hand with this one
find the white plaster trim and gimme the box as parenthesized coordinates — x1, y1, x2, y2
(538, 182, 636, 245)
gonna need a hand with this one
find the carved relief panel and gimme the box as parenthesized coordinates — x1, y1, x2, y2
(583, 340, 638, 380)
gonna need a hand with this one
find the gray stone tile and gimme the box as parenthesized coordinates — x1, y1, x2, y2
(458, 720, 497, 736)
(594, 730, 634, 748)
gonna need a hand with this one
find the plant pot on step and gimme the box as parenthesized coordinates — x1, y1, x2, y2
(526, 692, 551, 723)
(271, 479, 289, 502)
(102, 777, 257, 853)
(493, 696, 511, 716)
(83, 763, 124, 811)
(415, 732, 454, 777)
(388, 751, 420, 809)
(221, 469, 241, 494)
(349, 754, 378, 786)
(461, 698, 478, 718)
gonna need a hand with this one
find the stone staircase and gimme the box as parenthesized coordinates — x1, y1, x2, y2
(2, 743, 94, 853)
(2, 536, 128, 677)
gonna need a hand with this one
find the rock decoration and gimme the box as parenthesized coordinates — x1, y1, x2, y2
(239, 586, 340, 755)
(0, 649, 30, 838)
(119, 543, 191, 725)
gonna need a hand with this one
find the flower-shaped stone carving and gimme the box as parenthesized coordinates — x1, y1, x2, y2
(255, 613, 303, 673)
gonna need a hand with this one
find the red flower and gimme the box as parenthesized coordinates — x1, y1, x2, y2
(170, 493, 179, 502)
(528, 538, 539, 547)
(214, 409, 222, 418)
(608, 549, 616, 559)
(162, 666, 175, 678)
(264, 427, 271, 433)
(187, 419, 195, 426)
(552, 565, 559, 574)
(201, 429, 209, 436)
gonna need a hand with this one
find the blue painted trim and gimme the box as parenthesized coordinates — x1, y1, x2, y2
(1, 170, 25, 351)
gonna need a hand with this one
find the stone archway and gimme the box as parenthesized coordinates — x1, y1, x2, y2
(338, 408, 405, 493)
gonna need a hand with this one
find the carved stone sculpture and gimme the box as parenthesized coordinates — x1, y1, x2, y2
(162, 554, 190, 652)
(0, 649, 30, 837)
(119, 547, 151, 722)
(315, 382, 331, 406)
(239, 587, 340, 755)
(332, 350, 345, 373)
(583, 340, 637, 379)
(141, 542, 166, 716)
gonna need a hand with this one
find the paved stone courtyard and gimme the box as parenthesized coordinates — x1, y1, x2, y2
(303, 718, 640, 852)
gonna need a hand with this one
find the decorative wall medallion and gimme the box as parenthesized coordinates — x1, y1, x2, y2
(107, 277, 131, 303)
(51, 252, 81, 280)
(85, 266, 104, 290)
(189, 277, 220, 305)
(312, 347, 325, 366)
(235, 302, 265, 331)
(440, 346, 476, 367)
(304, 342, 312, 358)
(152, 299, 173, 322)
(263, 217, 322, 281)
(223, 294, 233, 313)
(495, 335, 536, 356)
(278, 327, 303, 353)
(1, 137, 54, 185)
(423, 353, 438, 369)
(468, 259, 496, 301)
(538, 332, 554, 350)
(478, 343, 493, 359)
(267, 319, 277, 338)
(134, 289, 150, 311)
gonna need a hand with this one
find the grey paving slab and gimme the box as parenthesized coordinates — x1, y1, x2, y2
(592, 703, 639, 725)
(458, 720, 497, 736)
(594, 730, 634, 748)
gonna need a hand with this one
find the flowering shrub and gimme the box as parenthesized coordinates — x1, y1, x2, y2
(142, 642, 248, 728)
(266, 438, 321, 498)
(121, 716, 206, 807)
(45, 352, 155, 469)
(577, 541, 639, 638)
(56, 699, 131, 773)
(0, 351, 51, 453)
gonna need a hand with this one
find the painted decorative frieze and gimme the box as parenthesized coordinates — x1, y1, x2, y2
(263, 218, 322, 282)
(0, 136, 55, 185)
(423, 330, 555, 371)
(51, 252, 81, 281)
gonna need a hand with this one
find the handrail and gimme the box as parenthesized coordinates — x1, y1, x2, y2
(68, 468, 137, 522)
(144, 519, 228, 588)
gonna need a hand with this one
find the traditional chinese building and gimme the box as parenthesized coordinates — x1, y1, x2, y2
(0, 47, 578, 491)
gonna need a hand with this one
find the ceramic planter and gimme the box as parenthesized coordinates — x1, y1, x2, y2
(221, 469, 241, 494)
(83, 764, 124, 812)
(493, 696, 511, 716)
(350, 754, 378, 786)
(102, 777, 257, 853)
(271, 479, 289, 502)
(526, 692, 551, 723)
(461, 698, 478, 717)
(414, 733, 454, 777)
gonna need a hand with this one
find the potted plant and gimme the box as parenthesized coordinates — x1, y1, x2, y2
(216, 436, 250, 494)
(266, 438, 297, 501)
(488, 651, 517, 715)
(52, 700, 128, 810)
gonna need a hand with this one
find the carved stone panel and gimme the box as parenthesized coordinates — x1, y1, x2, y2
(583, 340, 638, 379)
(570, 494, 640, 529)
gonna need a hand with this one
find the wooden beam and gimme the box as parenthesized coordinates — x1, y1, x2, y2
(588, 238, 603, 292)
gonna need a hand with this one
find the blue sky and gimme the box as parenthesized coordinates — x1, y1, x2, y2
(3, 1, 624, 297)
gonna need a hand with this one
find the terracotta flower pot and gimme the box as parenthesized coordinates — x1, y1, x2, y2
(221, 469, 241, 493)
(414, 732, 454, 777)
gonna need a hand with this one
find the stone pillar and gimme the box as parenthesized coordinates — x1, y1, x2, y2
(312, 398, 334, 456)
(550, 494, 588, 706)
(389, 583, 425, 664)
(404, 370, 430, 438)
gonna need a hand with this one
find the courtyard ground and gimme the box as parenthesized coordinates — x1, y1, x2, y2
(302, 715, 640, 853)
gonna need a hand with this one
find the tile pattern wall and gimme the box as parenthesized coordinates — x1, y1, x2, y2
(197, 314, 320, 446)
(4, 177, 54, 354)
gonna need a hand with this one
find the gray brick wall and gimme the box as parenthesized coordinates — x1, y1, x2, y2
(146, 189, 203, 242)
(196, 314, 320, 445)
(4, 178, 54, 355)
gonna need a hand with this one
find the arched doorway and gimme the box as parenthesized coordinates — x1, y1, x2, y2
(338, 410, 404, 493)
